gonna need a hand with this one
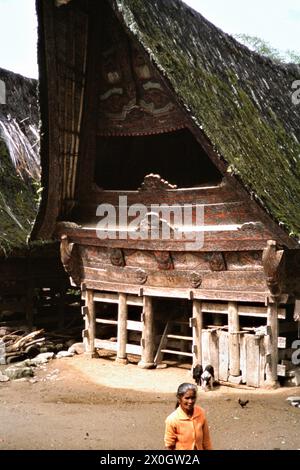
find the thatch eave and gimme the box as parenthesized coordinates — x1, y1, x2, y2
(0, 67, 39, 255)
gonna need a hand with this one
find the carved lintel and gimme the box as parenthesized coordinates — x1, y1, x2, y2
(262, 240, 285, 299)
(154, 251, 173, 270)
(110, 248, 125, 267)
(190, 272, 202, 288)
(60, 235, 82, 286)
(139, 174, 177, 191)
(209, 252, 226, 271)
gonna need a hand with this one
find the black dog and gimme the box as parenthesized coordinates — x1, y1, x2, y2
(201, 364, 214, 391)
(192, 364, 203, 386)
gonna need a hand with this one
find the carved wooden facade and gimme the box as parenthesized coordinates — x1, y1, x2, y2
(33, 0, 300, 387)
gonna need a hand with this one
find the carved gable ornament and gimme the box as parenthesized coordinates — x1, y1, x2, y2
(139, 174, 177, 191)
(262, 240, 285, 299)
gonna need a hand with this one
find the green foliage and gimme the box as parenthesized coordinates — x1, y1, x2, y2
(66, 288, 81, 297)
(236, 34, 300, 63)
(0, 139, 38, 255)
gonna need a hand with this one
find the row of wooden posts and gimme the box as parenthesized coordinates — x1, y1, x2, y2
(82, 288, 279, 386)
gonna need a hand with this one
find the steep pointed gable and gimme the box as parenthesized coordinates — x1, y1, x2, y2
(108, 0, 300, 239)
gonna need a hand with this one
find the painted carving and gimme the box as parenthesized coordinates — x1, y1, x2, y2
(136, 269, 148, 285)
(190, 272, 202, 288)
(139, 174, 177, 191)
(154, 251, 173, 270)
(97, 11, 185, 136)
(60, 235, 82, 286)
(262, 240, 285, 299)
(110, 248, 125, 267)
(209, 252, 226, 271)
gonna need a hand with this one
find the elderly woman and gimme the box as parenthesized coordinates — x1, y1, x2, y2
(164, 383, 212, 450)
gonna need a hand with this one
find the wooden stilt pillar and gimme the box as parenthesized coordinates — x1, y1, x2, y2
(265, 302, 279, 387)
(138, 296, 155, 369)
(192, 300, 202, 367)
(83, 289, 97, 358)
(228, 302, 240, 376)
(116, 293, 128, 364)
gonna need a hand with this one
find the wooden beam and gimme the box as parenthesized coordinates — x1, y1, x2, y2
(89, 291, 143, 306)
(94, 339, 141, 356)
(95, 318, 118, 325)
(127, 320, 143, 332)
(201, 302, 286, 319)
(81, 279, 271, 303)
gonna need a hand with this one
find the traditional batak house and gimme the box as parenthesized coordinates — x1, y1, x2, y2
(0, 67, 68, 329)
(32, 0, 300, 387)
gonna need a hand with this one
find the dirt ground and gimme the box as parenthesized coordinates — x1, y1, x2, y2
(0, 353, 300, 451)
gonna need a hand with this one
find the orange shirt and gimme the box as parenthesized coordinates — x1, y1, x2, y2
(164, 405, 212, 450)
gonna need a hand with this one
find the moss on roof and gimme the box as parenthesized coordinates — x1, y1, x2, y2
(0, 68, 39, 255)
(111, 0, 300, 238)
(0, 140, 37, 255)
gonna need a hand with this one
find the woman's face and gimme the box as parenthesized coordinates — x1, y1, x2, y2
(179, 389, 197, 415)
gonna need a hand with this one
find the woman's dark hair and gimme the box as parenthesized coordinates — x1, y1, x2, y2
(175, 382, 197, 408)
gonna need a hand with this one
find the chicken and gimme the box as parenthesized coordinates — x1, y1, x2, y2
(238, 398, 249, 408)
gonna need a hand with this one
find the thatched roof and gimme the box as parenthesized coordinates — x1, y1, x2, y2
(0, 67, 39, 255)
(109, 0, 300, 239)
(34, 0, 300, 242)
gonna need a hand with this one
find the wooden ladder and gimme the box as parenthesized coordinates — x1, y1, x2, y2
(154, 321, 193, 365)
